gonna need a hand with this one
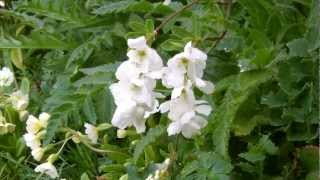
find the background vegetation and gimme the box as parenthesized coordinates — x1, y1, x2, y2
(0, 0, 319, 179)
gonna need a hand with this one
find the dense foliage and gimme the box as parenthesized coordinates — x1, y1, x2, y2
(0, 0, 319, 179)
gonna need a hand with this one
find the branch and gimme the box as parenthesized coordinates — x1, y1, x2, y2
(154, 0, 199, 36)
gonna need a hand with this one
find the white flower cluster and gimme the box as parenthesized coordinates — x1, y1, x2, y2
(110, 36, 163, 133)
(160, 42, 213, 138)
(110, 37, 214, 138)
(146, 158, 171, 180)
(23, 113, 59, 178)
(0, 67, 14, 87)
(23, 113, 50, 161)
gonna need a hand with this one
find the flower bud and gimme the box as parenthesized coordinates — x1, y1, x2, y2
(19, 110, 29, 121)
(47, 153, 58, 164)
(117, 129, 127, 138)
(5, 123, 15, 133)
(31, 147, 44, 161)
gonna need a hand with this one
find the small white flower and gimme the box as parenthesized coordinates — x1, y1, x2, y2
(127, 36, 163, 74)
(162, 42, 214, 94)
(163, 0, 171, 5)
(84, 123, 98, 144)
(31, 147, 44, 161)
(112, 102, 147, 133)
(23, 133, 41, 149)
(39, 112, 50, 126)
(10, 90, 29, 111)
(0, 67, 14, 87)
(26, 115, 46, 134)
(34, 162, 58, 179)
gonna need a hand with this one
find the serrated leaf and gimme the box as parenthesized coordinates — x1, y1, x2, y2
(239, 135, 278, 163)
(287, 38, 309, 57)
(0, 33, 74, 49)
(180, 152, 232, 179)
(210, 70, 273, 158)
(79, 63, 120, 75)
(133, 125, 165, 163)
(92, 0, 135, 15)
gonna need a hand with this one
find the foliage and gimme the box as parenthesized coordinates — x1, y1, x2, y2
(0, 0, 319, 179)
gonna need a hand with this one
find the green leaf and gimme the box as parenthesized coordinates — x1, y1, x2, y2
(92, 0, 135, 15)
(73, 72, 113, 87)
(18, 0, 92, 26)
(79, 63, 120, 75)
(180, 152, 233, 179)
(0, 33, 74, 49)
(20, 78, 30, 94)
(10, 49, 24, 70)
(287, 38, 309, 57)
(239, 135, 278, 163)
(210, 70, 273, 158)
(133, 125, 165, 163)
(297, 146, 319, 172)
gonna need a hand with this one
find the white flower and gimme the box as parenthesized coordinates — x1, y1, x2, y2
(162, 42, 214, 94)
(163, 0, 171, 5)
(127, 36, 163, 74)
(23, 133, 41, 149)
(84, 123, 98, 144)
(161, 86, 212, 138)
(0, 67, 14, 87)
(31, 147, 44, 161)
(111, 102, 147, 133)
(26, 115, 47, 134)
(39, 112, 50, 126)
(34, 162, 58, 179)
(9, 90, 29, 111)
(146, 158, 171, 180)
(0, 1, 5, 8)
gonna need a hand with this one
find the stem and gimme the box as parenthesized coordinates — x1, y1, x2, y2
(154, 0, 199, 36)
(57, 137, 72, 155)
(82, 141, 119, 154)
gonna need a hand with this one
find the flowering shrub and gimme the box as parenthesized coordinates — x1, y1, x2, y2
(0, 0, 319, 179)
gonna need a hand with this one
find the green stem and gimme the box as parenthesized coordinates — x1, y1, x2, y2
(154, 0, 199, 36)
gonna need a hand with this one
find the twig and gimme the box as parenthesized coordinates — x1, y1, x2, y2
(154, 0, 199, 36)
(206, 0, 232, 52)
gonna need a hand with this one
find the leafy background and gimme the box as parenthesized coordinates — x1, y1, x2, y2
(0, 0, 319, 179)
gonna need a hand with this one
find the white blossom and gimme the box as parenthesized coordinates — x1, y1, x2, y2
(0, 1, 4, 8)
(163, 0, 171, 5)
(146, 158, 171, 180)
(162, 42, 214, 94)
(0, 67, 14, 87)
(110, 36, 163, 133)
(23, 133, 41, 149)
(84, 123, 98, 144)
(9, 90, 29, 111)
(31, 147, 44, 161)
(127, 36, 163, 74)
(34, 162, 58, 179)
(26, 115, 47, 134)
(160, 82, 212, 138)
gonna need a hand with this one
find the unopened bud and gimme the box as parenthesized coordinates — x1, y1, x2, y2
(117, 129, 127, 138)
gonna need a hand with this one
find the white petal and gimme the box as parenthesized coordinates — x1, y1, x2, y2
(127, 36, 147, 50)
(159, 101, 170, 113)
(195, 104, 212, 116)
(171, 87, 184, 99)
(180, 111, 196, 124)
(34, 162, 58, 178)
(167, 121, 181, 136)
(195, 78, 214, 94)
